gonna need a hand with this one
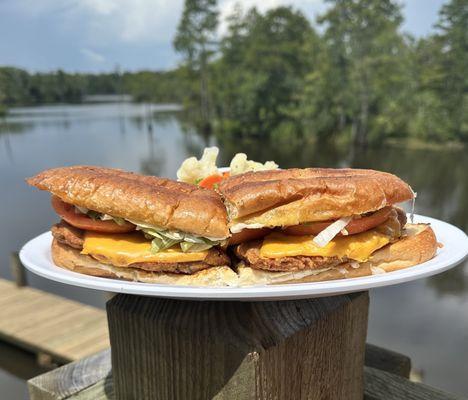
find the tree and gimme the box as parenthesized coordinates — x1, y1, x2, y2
(434, 0, 468, 141)
(173, 0, 218, 126)
(309, 0, 408, 145)
(212, 6, 317, 138)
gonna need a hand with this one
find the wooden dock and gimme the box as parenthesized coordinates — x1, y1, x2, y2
(0, 278, 109, 364)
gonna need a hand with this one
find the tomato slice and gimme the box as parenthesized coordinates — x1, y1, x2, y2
(228, 227, 271, 246)
(198, 172, 230, 190)
(51, 196, 136, 233)
(282, 207, 393, 236)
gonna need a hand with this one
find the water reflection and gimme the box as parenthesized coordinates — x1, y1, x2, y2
(0, 103, 467, 397)
(140, 127, 164, 176)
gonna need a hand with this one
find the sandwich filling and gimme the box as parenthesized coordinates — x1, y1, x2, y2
(51, 221, 230, 274)
(235, 207, 406, 272)
(52, 196, 226, 253)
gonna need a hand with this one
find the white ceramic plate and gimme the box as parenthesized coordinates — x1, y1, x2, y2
(20, 215, 468, 300)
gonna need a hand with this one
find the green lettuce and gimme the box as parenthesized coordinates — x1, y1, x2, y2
(75, 206, 127, 226)
(75, 207, 223, 253)
(128, 220, 224, 253)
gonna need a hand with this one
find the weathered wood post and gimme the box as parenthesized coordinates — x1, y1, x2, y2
(107, 291, 369, 400)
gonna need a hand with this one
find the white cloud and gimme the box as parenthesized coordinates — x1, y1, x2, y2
(218, 0, 327, 34)
(10, 0, 325, 45)
(80, 0, 118, 15)
(74, 0, 184, 44)
(80, 48, 106, 64)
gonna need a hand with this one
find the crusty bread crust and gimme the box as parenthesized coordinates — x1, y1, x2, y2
(28, 166, 229, 238)
(237, 224, 437, 285)
(51, 224, 437, 287)
(52, 239, 238, 286)
(218, 168, 413, 227)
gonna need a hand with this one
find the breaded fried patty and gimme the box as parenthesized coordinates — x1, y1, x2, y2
(235, 210, 406, 272)
(235, 240, 342, 272)
(51, 220, 230, 274)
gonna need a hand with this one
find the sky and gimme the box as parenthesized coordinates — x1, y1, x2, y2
(0, 0, 447, 73)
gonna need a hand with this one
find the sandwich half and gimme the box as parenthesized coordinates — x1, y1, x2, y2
(27, 166, 237, 286)
(218, 168, 438, 285)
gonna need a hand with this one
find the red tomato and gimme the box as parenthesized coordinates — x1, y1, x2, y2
(51, 196, 135, 233)
(198, 172, 230, 190)
(282, 207, 393, 236)
(228, 227, 271, 246)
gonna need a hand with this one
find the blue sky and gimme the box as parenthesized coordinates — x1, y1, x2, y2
(0, 0, 447, 73)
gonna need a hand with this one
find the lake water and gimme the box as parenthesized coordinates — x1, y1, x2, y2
(1, 103, 467, 398)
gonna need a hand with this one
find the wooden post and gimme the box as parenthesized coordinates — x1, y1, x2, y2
(10, 251, 27, 287)
(28, 346, 464, 400)
(107, 292, 369, 400)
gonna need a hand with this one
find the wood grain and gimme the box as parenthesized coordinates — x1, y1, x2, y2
(10, 251, 27, 287)
(365, 343, 411, 378)
(0, 278, 109, 364)
(364, 366, 464, 400)
(28, 349, 112, 400)
(28, 349, 463, 400)
(107, 292, 369, 400)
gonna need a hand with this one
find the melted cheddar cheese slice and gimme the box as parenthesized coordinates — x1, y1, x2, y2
(82, 232, 208, 266)
(260, 230, 390, 262)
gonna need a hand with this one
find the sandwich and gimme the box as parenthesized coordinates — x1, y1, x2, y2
(27, 166, 237, 286)
(217, 168, 438, 285)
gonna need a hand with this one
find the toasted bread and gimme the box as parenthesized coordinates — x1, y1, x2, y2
(28, 166, 229, 238)
(218, 168, 413, 228)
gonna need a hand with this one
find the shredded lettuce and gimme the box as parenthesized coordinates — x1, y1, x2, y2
(127, 220, 224, 253)
(76, 207, 127, 226)
(74, 207, 223, 253)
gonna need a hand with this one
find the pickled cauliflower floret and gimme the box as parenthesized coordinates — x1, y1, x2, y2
(229, 153, 278, 176)
(177, 147, 220, 184)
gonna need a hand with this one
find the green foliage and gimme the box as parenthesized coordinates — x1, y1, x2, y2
(174, 0, 218, 64)
(433, 0, 467, 141)
(0, 67, 186, 106)
(303, 0, 411, 145)
(174, 0, 219, 123)
(1, 0, 466, 144)
(212, 6, 316, 137)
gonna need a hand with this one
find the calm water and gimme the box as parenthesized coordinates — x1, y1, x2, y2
(0, 103, 467, 398)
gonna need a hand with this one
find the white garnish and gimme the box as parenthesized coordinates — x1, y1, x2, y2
(312, 217, 352, 248)
(410, 187, 417, 223)
(176, 147, 220, 184)
(350, 261, 360, 269)
(229, 153, 278, 176)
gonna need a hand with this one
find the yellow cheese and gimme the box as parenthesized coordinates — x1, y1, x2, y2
(82, 232, 208, 266)
(260, 230, 390, 262)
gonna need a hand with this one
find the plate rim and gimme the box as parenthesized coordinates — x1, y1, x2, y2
(19, 214, 468, 300)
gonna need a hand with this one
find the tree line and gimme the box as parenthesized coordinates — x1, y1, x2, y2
(0, 68, 185, 106)
(1, 0, 466, 145)
(174, 0, 467, 145)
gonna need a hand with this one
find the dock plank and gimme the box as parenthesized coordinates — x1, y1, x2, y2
(0, 279, 109, 363)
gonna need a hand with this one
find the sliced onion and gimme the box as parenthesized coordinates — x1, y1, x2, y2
(410, 187, 417, 223)
(312, 217, 352, 248)
(75, 205, 88, 214)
